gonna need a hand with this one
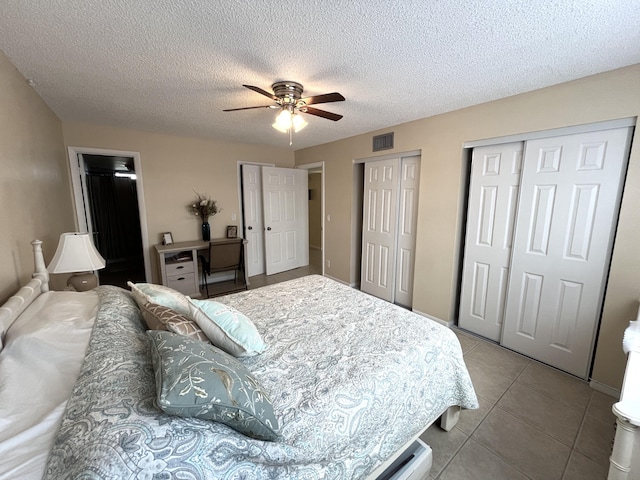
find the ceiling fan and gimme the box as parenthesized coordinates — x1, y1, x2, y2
(223, 81, 345, 144)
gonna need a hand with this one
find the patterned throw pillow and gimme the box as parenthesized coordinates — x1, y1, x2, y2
(187, 298, 267, 357)
(139, 302, 209, 342)
(147, 330, 280, 441)
(127, 282, 190, 316)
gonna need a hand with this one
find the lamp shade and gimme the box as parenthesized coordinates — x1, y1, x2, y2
(47, 233, 106, 274)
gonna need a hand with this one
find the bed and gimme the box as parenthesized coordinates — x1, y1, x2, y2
(0, 240, 478, 479)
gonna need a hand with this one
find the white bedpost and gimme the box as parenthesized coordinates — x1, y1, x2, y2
(31, 239, 49, 292)
(608, 303, 640, 479)
(440, 406, 461, 432)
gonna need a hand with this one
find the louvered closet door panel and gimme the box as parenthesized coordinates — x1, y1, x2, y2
(502, 127, 631, 378)
(459, 143, 523, 341)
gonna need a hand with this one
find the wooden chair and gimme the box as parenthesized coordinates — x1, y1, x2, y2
(198, 239, 247, 298)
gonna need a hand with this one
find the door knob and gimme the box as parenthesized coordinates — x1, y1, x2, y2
(247, 226, 253, 230)
(267, 227, 272, 231)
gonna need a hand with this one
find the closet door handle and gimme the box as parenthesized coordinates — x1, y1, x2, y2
(247, 226, 253, 230)
(266, 227, 272, 231)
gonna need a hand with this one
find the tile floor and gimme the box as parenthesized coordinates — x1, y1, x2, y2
(244, 250, 617, 480)
(421, 328, 617, 480)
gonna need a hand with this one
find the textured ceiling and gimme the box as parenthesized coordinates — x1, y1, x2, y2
(1, 0, 639, 150)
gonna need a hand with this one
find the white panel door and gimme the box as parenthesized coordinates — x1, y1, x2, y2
(394, 156, 421, 308)
(502, 127, 632, 377)
(262, 166, 309, 276)
(459, 142, 524, 341)
(361, 158, 400, 302)
(241, 165, 265, 277)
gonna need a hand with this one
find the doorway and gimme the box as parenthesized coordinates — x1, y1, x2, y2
(239, 163, 314, 277)
(298, 162, 325, 276)
(68, 147, 152, 286)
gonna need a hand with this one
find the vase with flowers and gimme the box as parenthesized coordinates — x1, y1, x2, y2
(188, 192, 220, 241)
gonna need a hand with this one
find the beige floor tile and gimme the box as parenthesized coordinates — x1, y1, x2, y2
(586, 390, 617, 423)
(563, 451, 609, 480)
(438, 438, 529, 480)
(420, 425, 468, 478)
(464, 342, 529, 380)
(452, 328, 481, 354)
(574, 416, 616, 467)
(465, 359, 514, 404)
(472, 408, 571, 480)
(497, 382, 583, 446)
(456, 394, 492, 435)
(517, 362, 592, 411)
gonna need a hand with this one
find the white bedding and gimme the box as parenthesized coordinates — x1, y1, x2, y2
(0, 291, 98, 480)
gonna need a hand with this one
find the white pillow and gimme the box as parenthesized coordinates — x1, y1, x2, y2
(187, 298, 267, 357)
(127, 282, 190, 316)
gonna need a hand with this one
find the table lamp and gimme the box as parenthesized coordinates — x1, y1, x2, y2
(47, 232, 106, 291)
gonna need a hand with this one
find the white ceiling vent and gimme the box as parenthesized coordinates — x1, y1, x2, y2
(373, 132, 394, 152)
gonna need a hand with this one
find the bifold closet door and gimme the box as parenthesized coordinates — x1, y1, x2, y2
(502, 127, 631, 378)
(394, 156, 420, 308)
(361, 156, 421, 306)
(459, 142, 523, 341)
(361, 158, 400, 302)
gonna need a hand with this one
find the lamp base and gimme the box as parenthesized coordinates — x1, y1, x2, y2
(67, 272, 99, 292)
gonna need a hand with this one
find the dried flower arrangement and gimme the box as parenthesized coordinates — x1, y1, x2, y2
(188, 192, 220, 223)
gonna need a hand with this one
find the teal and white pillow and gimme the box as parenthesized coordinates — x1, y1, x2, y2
(147, 330, 280, 441)
(187, 298, 267, 357)
(127, 282, 190, 316)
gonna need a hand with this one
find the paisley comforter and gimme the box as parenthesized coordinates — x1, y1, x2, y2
(44, 275, 477, 479)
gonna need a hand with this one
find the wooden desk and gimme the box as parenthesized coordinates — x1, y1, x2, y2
(155, 238, 247, 298)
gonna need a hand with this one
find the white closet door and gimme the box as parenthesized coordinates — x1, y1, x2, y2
(502, 127, 632, 377)
(459, 143, 523, 341)
(242, 165, 266, 277)
(262, 166, 309, 276)
(361, 158, 400, 302)
(394, 156, 421, 308)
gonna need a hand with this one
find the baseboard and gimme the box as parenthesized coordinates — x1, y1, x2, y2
(324, 274, 350, 286)
(411, 309, 452, 327)
(590, 379, 621, 399)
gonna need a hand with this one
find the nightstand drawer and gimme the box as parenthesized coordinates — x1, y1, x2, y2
(166, 273, 197, 295)
(166, 261, 194, 276)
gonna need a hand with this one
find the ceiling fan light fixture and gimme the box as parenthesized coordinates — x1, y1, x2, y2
(272, 108, 292, 132)
(292, 113, 308, 132)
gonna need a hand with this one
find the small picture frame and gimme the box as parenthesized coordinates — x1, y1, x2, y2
(162, 232, 174, 245)
(226, 225, 238, 238)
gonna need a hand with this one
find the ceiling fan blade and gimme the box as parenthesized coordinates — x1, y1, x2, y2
(300, 92, 345, 105)
(243, 84, 277, 100)
(302, 106, 343, 121)
(223, 105, 273, 112)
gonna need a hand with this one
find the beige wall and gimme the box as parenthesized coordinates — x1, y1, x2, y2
(62, 123, 294, 283)
(296, 64, 640, 391)
(0, 50, 75, 302)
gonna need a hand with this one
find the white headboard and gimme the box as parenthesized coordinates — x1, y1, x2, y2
(0, 240, 50, 349)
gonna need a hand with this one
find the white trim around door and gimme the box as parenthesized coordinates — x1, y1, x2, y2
(67, 146, 152, 282)
(297, 161, 325, 276)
